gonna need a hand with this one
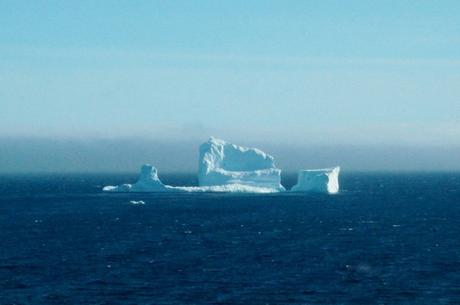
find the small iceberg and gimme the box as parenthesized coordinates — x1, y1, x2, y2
(103, 138, 340, 194)
(291, 167, 340, 194)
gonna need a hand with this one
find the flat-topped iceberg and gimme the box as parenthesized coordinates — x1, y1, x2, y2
(102, 137, 340, 194)
(198, 137, 285, 191)
(291, 167, 340, 194)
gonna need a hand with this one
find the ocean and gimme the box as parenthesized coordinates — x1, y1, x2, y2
(1, 172, 459, 304)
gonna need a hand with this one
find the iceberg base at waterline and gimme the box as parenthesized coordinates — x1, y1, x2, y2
(103, 164, 281, 194)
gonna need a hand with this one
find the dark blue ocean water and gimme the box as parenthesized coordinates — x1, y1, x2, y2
(1, 172, 460, 305)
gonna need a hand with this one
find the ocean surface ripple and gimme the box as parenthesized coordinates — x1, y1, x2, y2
(1, 172, 460, 304)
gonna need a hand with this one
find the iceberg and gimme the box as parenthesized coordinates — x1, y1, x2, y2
(102, 137, 340, 194)
(103, 164, 169, 192)
(103, 138, 285, 193)
(290, 167, 340, 194)
(129, 164, 169, 192)
(198, 137, 285, 191)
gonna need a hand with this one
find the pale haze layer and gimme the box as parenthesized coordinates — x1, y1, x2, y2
(1, 1, 459, 172)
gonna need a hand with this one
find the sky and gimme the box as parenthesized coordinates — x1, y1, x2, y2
(1, 1, 459, 172)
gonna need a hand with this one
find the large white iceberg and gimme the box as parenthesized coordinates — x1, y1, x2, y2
(102, 138, 340, 194)
(198, 137, 285, 191)
(290, 167, 340, 194)
(103, 138, 285, 193)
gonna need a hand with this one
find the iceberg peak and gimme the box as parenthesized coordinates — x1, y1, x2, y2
(198, 137, 284, 191)
(131, 164, 167, 192)
(139, 164, 159, 181)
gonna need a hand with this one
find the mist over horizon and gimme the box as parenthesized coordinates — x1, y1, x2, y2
(1, 1, 459, 174)
(1, 136, 459, 174)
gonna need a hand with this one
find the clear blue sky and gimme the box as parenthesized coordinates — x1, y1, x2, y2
(1, 0, 459, 146)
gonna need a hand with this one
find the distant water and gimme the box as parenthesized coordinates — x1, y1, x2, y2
(1, 172, 460, 305)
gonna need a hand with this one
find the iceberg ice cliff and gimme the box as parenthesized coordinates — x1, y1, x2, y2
(103, 138, 340, 194)
(198, 137, 285, 191)
(291, 167, 340, 194)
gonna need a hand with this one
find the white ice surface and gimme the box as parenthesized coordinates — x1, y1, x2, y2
(290, 167, 340, 194)
(198, 137, 285, 191)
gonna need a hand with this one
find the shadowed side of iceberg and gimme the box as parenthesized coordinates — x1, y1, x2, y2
(103, 164, 171, 192)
